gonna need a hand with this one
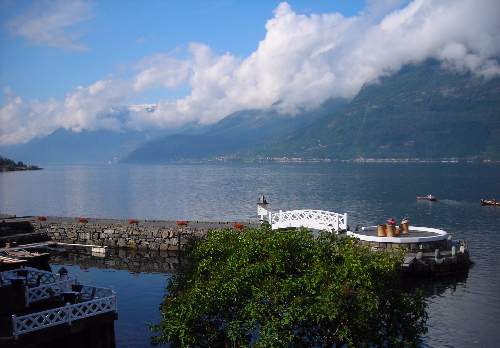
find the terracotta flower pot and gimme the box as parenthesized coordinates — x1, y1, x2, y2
(37, 216, 47, 221)
(78, 217, 88, 223)
(176, 220, 188, 226)
(400, 222, 409, 234)
(394, 226, 401, 237)
(377, 224, 387, 237)
(386, 224, 396, 237)
(128, 219, 139, 225)
(233, 223, 245, 230)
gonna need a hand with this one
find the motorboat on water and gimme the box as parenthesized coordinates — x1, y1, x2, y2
(417, 194, 437, 202)
(480, 199, 500, 206)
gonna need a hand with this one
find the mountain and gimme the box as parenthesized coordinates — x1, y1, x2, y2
(0, 129, 159, 165)
(123, 100, 344, 163)
(259, 60, 500, 160)
(5, 60, 499, 164)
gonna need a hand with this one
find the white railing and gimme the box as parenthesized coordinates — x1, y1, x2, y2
(27, 278, 75, 304)
(269, 209, 348, 232)
(1, 268, 77, 305)
(1, 267, 64, 287)
(11, 287, 116, 338)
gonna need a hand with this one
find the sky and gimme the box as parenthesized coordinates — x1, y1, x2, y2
(1, 0, 500, 145)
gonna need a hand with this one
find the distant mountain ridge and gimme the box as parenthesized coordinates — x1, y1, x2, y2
(123, 100, 345, 163)
(125, 60, 500, 163)
(3, 60, 499, 164)
(257, 60, 500, 160)
(0, 129, 156, 165)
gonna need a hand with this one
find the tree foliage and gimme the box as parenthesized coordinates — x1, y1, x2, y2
(152, 225, 427, 347)
(0, 156, 40, 171)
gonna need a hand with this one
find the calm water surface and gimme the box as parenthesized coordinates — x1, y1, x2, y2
(1, 163, 499, 347)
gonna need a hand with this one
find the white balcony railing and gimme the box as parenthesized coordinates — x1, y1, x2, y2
(27, 278, 75, 305)
(269, 209, 348, 232)
(11, 286, 117, 338)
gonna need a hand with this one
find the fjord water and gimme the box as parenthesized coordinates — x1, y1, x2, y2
(1, 163, 499, 347)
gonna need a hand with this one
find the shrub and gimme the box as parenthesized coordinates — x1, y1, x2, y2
(152, 224, 427, 347)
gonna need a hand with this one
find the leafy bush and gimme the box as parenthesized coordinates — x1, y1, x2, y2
(152, 225, 427, 347)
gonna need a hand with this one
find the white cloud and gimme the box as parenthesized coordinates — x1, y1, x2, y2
(1, 0, 500, 145)
(0, 79, 130, 144)
(133, 54, 191, 92)
(7, 0, 93, 51)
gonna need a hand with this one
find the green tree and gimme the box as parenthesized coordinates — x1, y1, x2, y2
(152, 225, 427, 347)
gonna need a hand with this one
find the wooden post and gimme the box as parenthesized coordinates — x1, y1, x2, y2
(24, 285, 29, 307)
(112, 290, 118, 313)
(66, 302, 72, 325)
(11, 314, 18, 340)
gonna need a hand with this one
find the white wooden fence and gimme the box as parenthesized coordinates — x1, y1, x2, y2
(269, 209, 348, 232)
(27, 278, 75, 304)
(1, 268, 117, 339)
(11, 286, 116, 338)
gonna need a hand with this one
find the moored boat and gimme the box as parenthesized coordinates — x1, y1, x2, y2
(480, 199, 500, 206)
(417, 194, 437, 201)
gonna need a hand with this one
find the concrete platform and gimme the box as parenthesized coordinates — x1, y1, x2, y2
(347, 226, 448, 244)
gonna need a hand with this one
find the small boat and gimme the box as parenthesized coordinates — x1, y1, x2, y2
(417, 194, 437, 202)
(480, 199, 500, 206)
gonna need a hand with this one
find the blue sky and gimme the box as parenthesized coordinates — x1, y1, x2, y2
(1, 0, 499, 146)
(0, 0, 365, 101)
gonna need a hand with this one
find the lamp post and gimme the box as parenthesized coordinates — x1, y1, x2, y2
(257, 194, 269, 222)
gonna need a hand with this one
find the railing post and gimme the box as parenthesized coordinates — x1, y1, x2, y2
(112, 290, 117, 313)
(66, 303, 72, 325)
(24, 285, 30, 307)
(11, 314, 18, 340)
(344, 213, 348, 231)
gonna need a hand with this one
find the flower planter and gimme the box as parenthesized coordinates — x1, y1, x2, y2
(78, 217, 88, 223)
(386, 224, 396, 237)
(377, 224, 387, 237)
(233, 223, 245, 230)
(393, 226, 401, 237)
(128, 219, 139, 225)
(37, 216, 47, 221)
(400, 222, 409, 235)
(176, 220, 188, 226)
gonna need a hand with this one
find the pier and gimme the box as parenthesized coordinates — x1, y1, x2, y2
(1, 195, 471, 278)
(257, 195, 471, 276)
(0, 267, 117, 347)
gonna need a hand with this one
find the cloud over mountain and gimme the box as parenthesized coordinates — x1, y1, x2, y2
(1, 0, 500, 145)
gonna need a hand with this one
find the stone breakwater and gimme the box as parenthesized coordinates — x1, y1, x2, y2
(28, 217, 259, 251)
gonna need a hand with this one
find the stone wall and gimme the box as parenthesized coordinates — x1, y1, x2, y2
(31, 217, 258, 251)
(357, 238, 449, 251)
(0, 219, 49, 247)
